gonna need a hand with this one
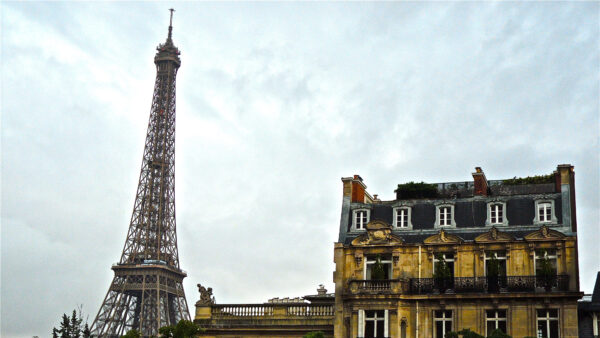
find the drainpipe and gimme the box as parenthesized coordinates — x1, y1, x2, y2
(416, 245, 421, 338)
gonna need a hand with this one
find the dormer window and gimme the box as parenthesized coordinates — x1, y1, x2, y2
(353, 209, 370, 230)
(435, 204, 456, 228)
(534, 200, 557, 225)
(393, 207, 412, 229)
(486, 202, 508, 226)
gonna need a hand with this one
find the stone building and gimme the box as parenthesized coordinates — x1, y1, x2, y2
(195, 164, 582, 338)
(578, 272, 600, 337)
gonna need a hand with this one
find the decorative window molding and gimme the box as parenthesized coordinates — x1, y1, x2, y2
(393, 207, 413, 229)
(533, 200, 557, 225)
(435, 204, 456, 228)
(352, 209, 370, 231)
(486, 202, 508, 226)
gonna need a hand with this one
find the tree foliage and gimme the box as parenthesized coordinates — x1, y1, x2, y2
(158, 320, 203, 338)
(502, 174, 554, 185)
(395, 181, 438, 199)
(303, 331, 325, 338)
(371, 255, 386, 280)
(51, 309, 91, 338)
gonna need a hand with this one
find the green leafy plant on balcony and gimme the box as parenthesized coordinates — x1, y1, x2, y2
(537, 255, 556, 291)
(371, 255, 386, 280)
(486, 254, 501, 292)
(446, 328, 511, 338)
(433, 254, 452, 293)
(502, 174, 554, 185)
(395, 181, 438, 199)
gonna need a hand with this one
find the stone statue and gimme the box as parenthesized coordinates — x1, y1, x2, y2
(197, 283, 215, 305)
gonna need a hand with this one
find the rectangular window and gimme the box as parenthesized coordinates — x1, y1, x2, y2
(537, 309, 559, 338)
(485, 251, 507, 276)
(433, 253, 455, 277)
(365, 256, 392, 280)
(486, 310, 507, 335)
(490, 203, 503, 224)
(360, 310, 388, 338)
(434, 310, 453, 338)
(355, 210, 368, 229)
(535, 249, 558, 276)
(396, 208, 409, 228)
(538, 202, 552, 222)
(439, 207, 452, 226)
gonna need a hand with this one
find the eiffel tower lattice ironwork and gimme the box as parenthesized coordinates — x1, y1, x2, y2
(91, 10, 190, 337)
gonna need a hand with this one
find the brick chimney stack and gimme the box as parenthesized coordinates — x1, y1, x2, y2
(472, 167, 488, 196)
(341, 175, 370, 203)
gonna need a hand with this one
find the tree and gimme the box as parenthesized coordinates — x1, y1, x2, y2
(433, 254, 452, 292)
(303, 332, 325, 338)
(51, 308, 90, 338)
(487, 329, 512, 338)
(159, 320, 202, 338)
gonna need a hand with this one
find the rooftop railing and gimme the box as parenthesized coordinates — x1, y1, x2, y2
(210, 303, 334, 318)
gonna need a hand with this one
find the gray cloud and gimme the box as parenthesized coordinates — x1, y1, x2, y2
(2, 2, 598, 337)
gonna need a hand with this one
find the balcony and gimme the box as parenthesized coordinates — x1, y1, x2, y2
(348, 279, 404, 294)
(408, 275, 569, 295)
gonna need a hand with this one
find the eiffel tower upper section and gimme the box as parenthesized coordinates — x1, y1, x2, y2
(120, 10, 181, 269)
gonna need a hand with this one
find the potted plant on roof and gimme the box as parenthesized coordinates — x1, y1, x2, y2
(433, 254, 452, 293)
(487, 254, 500, 293)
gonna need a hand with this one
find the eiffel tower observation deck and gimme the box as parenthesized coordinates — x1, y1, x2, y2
(91, 10, 190, 337)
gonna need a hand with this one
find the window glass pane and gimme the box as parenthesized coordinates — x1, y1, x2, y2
(537, 320, 548, 338)
(444, 310, 452, 318)
(549, 320, 559, 338)
(486, 321, 496, 335)
(498, 321, 506, 333)
(365, 321, 375, 338)
(435, 322, 444, 338)
(537, 309, 546, 317)
(497, 309, 506, 317)
(548, 309, 558, 317)
(376, 322, 384, 337)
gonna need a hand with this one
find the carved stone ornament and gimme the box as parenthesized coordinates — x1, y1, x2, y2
(474, 226, 515, 243)
(424, 229, 463, 244)
(351, 220, 403, 246)
(197, 284, 215, 305)
(524, 225, 566, 241)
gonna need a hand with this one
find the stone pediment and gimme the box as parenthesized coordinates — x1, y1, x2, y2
(424, 229, 463, 244)
(351, 220, 403, 246)
(524, 225, 566, 241)
(475, 227, 515, 243)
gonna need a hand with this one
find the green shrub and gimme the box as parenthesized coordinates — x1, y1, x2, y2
(502, 174, 554, 185)
(395, 181, 438, 198)
(303, 331, 325, 338)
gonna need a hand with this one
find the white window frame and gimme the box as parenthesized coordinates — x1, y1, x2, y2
(352, 209, 370, 231)
(435, 204, 456, 228)
(364, 256, 393, 280)
(485, 309, 507, 336)
(433, 310, 453, 338)
(533, 200, 557, 225)
(536, 309, 559, 338)
(486, 201, 508, 226)
(393, 207, 412, 229)
(484, 251, 507, 277)
(358, 309, 389, 338)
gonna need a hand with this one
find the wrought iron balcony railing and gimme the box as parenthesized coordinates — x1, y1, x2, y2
(408, 275, 569, 295)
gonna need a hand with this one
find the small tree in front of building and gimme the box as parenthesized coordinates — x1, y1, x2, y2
(158, 320, 202, 338)
(303, 331, 325, 338)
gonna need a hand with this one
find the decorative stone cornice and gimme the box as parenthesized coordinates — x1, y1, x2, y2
(524, 225, 566, 241)
(474, 226, 515, 243)
(424, 229, 463, 245)
(351, 220, 403, 246)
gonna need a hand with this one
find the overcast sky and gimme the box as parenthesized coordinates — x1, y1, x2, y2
(1, 2, 599, 337)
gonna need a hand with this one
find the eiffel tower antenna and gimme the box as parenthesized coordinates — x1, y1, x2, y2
(91, 10, 189, 337)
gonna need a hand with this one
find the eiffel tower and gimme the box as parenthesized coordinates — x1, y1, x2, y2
(90, 10, 190, 337)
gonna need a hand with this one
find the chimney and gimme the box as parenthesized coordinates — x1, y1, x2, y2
(472, 167, 488, 196)
(341, 175, 368, 203)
